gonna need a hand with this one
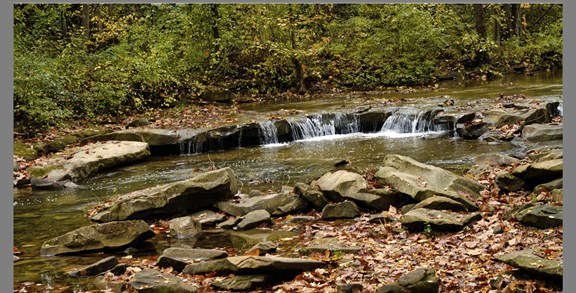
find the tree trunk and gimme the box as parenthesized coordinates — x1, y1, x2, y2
(81, 4, 90, 39)
(94, 4, 103, 31)
(509, 4, 522, 37)
(288, 5, 305, 93)
(210, 4, 220, 40)
(472, 4, 487, 38)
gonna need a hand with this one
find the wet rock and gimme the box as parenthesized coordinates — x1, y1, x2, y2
(483, 108, 549, 128)
(30, 178, 80, 190)
(337, 283, 363, 293)
(511, 159, 562, 188)
(67, 256, 119, 277)
(212, 274, 278, 291)
(215, 193, 308, 217)
(357, 109, 390, 132)
(397, 267, 439, 293)
(514, 204, 563, 228)
(91, 167, 238, 222)
(315, 170, 367, 202)
(183, 255, 326, 276)
(236, 210, 272, 230)
(522, 123, 563, 142)
(29, 141, 150, 186)
(40, 220, 154, 256)
(128, 269, 198, 292)
(456, 112, 488, 139)
(401, 208, 480, 232)
(496, 249, 562, 279)
(169, 216, 202, 239)
(321, 201, 361, 220)
(411, 196, 467, 212)
(495, 171, 525, 192)
(375, 154, 482, 211)
(156, 247, 228, 272)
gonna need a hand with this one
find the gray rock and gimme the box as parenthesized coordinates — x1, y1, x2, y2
(286, 215, 317, 223)
(212, 274, 278, 291)
(29, 141, 150, 185)
(527, 147, 563, 162)
(412, 196, 467, 212)
(496, 249, 562, 279)
(495, 171, 525, 192)
(188, 210, 227, 228)
(156, 247, 228, 272)
(515, 204, 563, 228)
(522, 123, 563, 142)
(169, 216, 202, 239)
(215, 193, 307, 217)
(401, 208, 480, 232)
(532, 178, 563, 194)
(68, 256, 119, 277)
(473, 153, 520, 166)
(397, 267, 439, 293)
(321, 201, 361, 220)
(512, 159, 562, 188)
(236, 210, 272, 230)
(40, 220, 154, 256)
(294, 183, 330, 211)
(247, 241, 278, 256)
(375, 154, 482, 211)
(315, 170, 368, 202)
(128, 269, 198, 292)
(91, 167, 238, 222)
(216, 217, 241, 229)
(183, 255, 326, 275)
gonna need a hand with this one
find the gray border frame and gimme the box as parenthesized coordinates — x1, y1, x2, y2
(4, 1, 572, 292)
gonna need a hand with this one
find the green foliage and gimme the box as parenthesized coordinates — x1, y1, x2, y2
(13, 4, 563, 137)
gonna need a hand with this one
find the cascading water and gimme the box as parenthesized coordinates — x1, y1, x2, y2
(288, 113, 361, 140)
(259, 121, 279, 144)
(380, 108, 450, 136)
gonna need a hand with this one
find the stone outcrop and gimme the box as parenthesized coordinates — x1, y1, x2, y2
(91, 167, 238, 222)
(40, 220, 154, 256)
(29, 141, 150, 188)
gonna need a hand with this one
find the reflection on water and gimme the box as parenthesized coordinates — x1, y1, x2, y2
(13, 70, 562, 288)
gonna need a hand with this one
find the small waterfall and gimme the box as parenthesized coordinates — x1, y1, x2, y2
(259, 121, 279, 144)
(179, 138, 204, 155)
(381, 108, 448, 135)
(558, 104, 563, 117)
(288, 113, 361, 140)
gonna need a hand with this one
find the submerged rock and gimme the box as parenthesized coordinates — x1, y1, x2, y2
(91, 167, 238, 222)
(40, 220, 154, 256)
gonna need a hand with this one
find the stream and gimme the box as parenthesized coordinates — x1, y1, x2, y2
(13, 70, 562, 289)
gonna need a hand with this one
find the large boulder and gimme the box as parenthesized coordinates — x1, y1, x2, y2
(315, 170, 367, 202)
(522, 123, 563, 142)
(375, 154, 483, 211)
(401, 208, 481, 232)
(91, 168, 238, 222)
(40, 220, 154, 256)
(236, 210, 272, 230)
(511, 159, 562, 188)
(514, 204, 563, 228)
(182, 256, 325, 276)
(29, 141, 150, 186)
(321, 201, 361, 220)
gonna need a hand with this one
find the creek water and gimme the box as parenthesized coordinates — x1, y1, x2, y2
(13, 70, 562, 289)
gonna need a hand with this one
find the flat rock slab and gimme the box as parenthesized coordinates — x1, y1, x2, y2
(212, 274, 279, 291)
(189, 210, 227, 228)
(29, 141, 150, 185)
(40, 220, 154, 256)
(514, 204, 563, 228)
(86, 129, 179, 146)
(67, 256, 119, 277)
(91, 167, 238, 222)
(129, 269, 198, 292)
(401, 208, 481, 232)
(236, 209, 272, 230)
(183, 256, 326, 276)
(156, 247, 228, 272)
(496, 249, 562, 279)
(522, 123, 563, 142)
(215, 193, 307, 217)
